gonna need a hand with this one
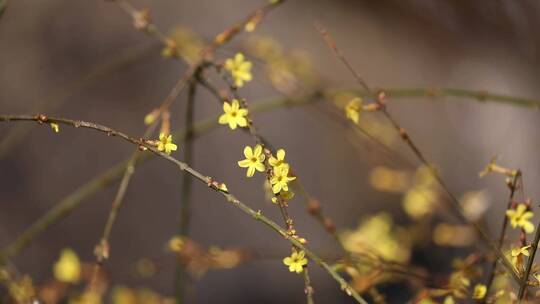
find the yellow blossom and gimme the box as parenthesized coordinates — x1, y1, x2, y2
(403, 187, 437, 219)
(283, 250, 307, 273)
(270, 165, 296, 194)
(8, 275, 35, 303)
(157, 133, 177, 155)
(224, 53, 252, 87)
(271, 190, 295, 204)
(53, 248, 81, 283)
(345, 98, 362, 124)
(70, 291, 101, 304)
(112, 286, 137, 304)
(144, 109, 159, 125)
(50, 123, 60, 133)
(269, 149, 288, 169)
(506, 204, 534, 233)
(218, 99, 248, 130)
(510, 245, 531, 271)
(237, 145, 265, 177)
(472, 284, 487, 299)
(167, 236, 185, 253)
(443, 296, 455, 304)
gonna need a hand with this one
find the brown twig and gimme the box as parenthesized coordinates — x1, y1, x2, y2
(483, 171, 521, 300)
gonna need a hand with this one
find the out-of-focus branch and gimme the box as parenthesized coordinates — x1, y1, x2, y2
(175, 80, 197, 303)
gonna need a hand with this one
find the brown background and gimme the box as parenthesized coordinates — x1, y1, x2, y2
(1, 0, 540, 302)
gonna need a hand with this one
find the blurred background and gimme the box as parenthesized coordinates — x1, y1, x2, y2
(1, 0, 540, 303)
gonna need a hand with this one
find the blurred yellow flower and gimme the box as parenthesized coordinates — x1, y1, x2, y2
(224, 53, 252, 88)
(369, 166, 409, 193)
(443, 296, 455, 304)
(403, 187, 437, 219)
(8, 275, 35, 303)
(472, 284, 487, 299)
(345, 98, 362, 124)
(167, 235, 185, 253)
(112, 286, 137, 304)
(283, 250, 307, 273)
(70, 291, 102, 304)
(157, 133, 177, 155)
(340, 213, 410, 263)
(506, 204, 534, 233)
(237, 144, 265, 177)
(53, 248, 81, 283)
(218, 99, 248, 130)
(50, 123, 60, 133)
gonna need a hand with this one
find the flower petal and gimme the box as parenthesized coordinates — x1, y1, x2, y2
(247, 166, 256, 177)
(244, 146, 253, 158)
(254, 144, 263, 157)
(238, 159, 251, 168)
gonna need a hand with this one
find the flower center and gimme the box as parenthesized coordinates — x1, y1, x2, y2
(251, 157, 258, 162)
(231, 111, 237, 117)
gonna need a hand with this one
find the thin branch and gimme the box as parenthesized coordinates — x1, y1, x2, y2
(518, 201, 540, 302)
(0, 114, 367, 304)
(484, 171, 521, 299)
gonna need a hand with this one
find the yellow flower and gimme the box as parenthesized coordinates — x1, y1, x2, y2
(283, 250, 308, 273)
(472, 284, 487, 300)
(510, 245, 531, 271)
(53, 248, 81, 283)
(167, 235, 185, 253)
(157, 133, 177, 155)
(270, 165, 296, 194)
(70, 291, 101, 304)
(218, 99, 249, 130)
(269, 149, 287, 169)
(224, 53, 253, 88)
(112, 286, 137, 304)
(271, 190, 295, 204)
(237, 145, 266, 177)
(506, 204, 534, 233)
(345, 98, 362, 124)
(443, 296, 455, 304)
(50, 123, 60, 133)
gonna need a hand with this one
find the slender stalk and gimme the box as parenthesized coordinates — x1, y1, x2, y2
(175, 80, 197, 303)
(483, 172, 521, 299)
(303, 267, 315, 304)
(518, 203, 540, 301)
(0, 114, 367, 303)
